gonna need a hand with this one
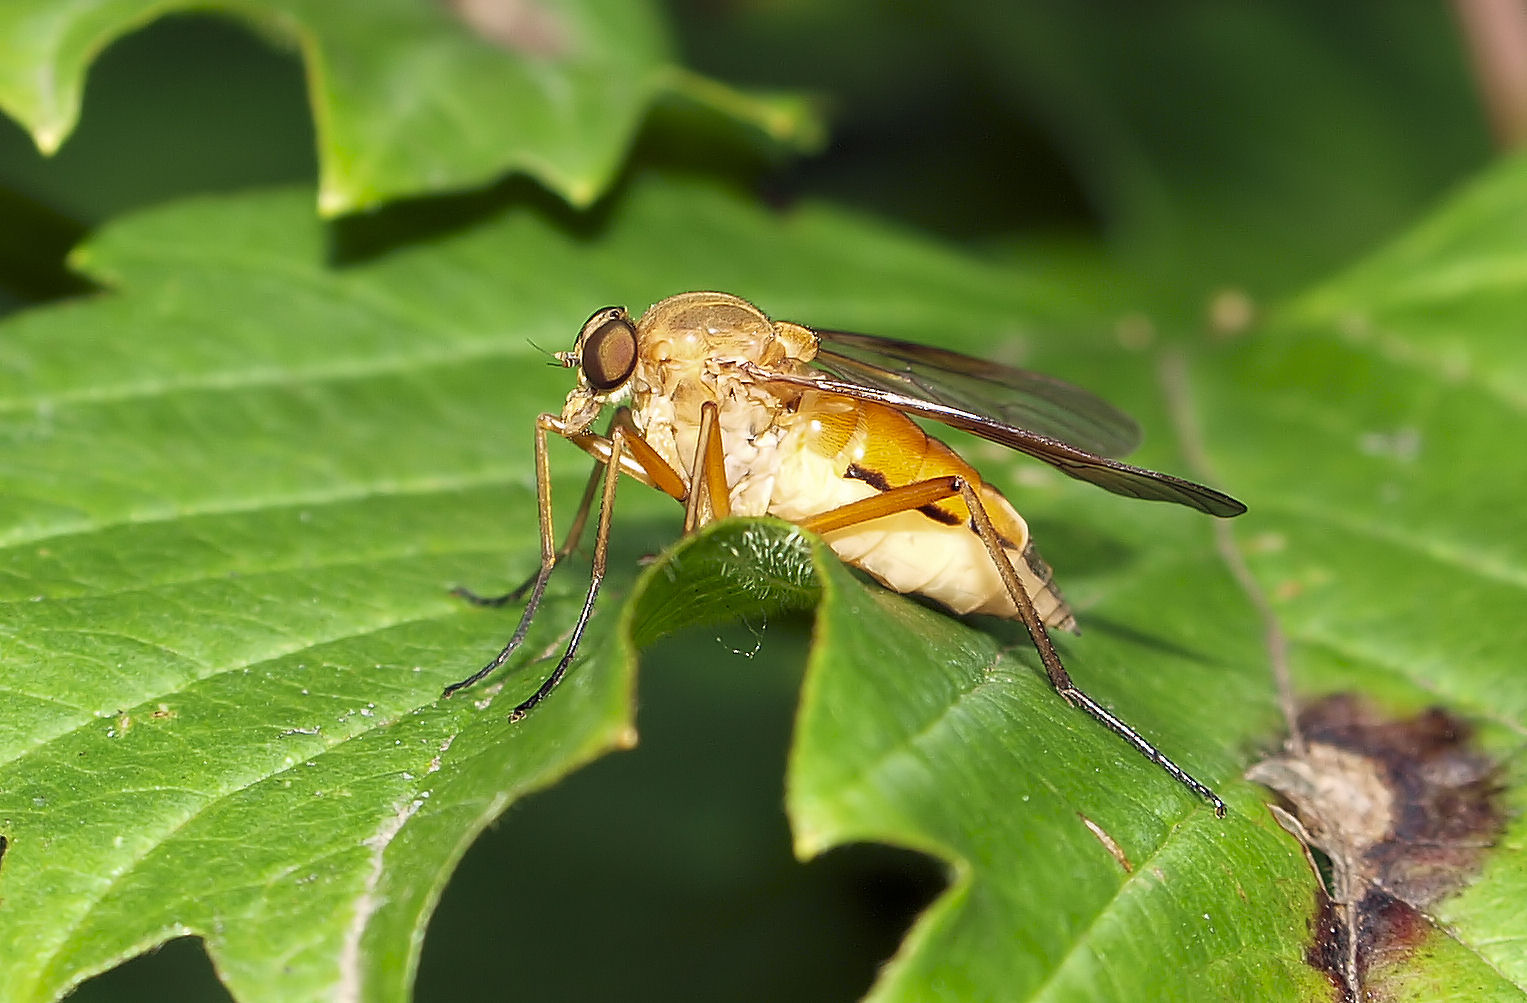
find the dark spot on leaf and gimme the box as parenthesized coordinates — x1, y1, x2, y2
(1247, 694, 1502, 1002)
(443, 0, 570, 58)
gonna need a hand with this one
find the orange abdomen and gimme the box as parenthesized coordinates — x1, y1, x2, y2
(767, 393, 1075, 630)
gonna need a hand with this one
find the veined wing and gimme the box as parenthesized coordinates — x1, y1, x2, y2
(758, 337, 1246, 517)
(812, 329, 1142, 459)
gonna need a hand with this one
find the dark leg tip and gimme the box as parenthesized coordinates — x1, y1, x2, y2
(451, 585, 518, 608)
(441, 665, 498, 699)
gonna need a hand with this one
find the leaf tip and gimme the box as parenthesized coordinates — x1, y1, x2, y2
(33, 121, 67, 156)
(789, 822, 831, 862)
(316, 182, 354, 219)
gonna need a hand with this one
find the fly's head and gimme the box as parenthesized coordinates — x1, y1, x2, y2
(557, 305, 640, 431)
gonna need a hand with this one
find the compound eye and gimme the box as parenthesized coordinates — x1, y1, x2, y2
(581, 315, 638, 391)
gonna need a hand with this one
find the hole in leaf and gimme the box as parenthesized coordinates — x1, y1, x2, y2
(68, 936, 232, 1003)
(419, 621, 943, 1001)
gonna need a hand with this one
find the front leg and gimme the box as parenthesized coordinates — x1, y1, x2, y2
(442, 412, 565, 697)
(442, 409, 692, 710)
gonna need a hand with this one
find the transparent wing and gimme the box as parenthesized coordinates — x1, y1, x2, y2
(756, 330, 1246, 518)
(813, 329, 1143, 458)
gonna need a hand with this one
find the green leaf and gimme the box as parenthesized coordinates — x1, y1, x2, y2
(728, 526, 1315, 1002)
(1200, 154, 1527, 998)
(620, 160, 1527, 999)
(0, 176, 1124, 1002)
(0, 1, 818, 213)
(3, 156, 1525, 1001)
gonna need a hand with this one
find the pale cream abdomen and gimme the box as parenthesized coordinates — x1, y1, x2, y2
(767, 394, 1076, 631)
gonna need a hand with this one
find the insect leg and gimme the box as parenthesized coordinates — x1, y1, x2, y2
(797, 475, 1226, 816)
(797, 476, 966, 535)
(603, 408, 690, 501)
(683, 400, 730, 533)
(506, 419, 628, 720)
(442, 413, 565, 698)
(443, 409, 689, 706)
(451, 405, 688, 608)
(955, 479, 1227, 817)
(452, 459, 603, 608)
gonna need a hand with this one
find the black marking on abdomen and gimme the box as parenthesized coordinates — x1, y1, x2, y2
(845, 462, 889, 491)
(845, 463, 960, 526)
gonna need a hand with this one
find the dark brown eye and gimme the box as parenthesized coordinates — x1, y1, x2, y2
(581, 316, 638, 391)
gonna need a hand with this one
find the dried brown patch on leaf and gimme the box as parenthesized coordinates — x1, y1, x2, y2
(444, 0, 570, 57)
(1077, 813, 1132, 873)
(1247, 694, 1502, 1002)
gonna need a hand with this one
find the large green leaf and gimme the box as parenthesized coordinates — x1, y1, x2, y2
(0, 176, 1130, 1001)
(1218, 157, 1527, 996)
(2, 159, 1524, 1001)
(0, 0, 817, 213)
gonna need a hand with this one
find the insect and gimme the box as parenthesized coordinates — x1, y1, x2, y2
(443, 292, 1246, 814)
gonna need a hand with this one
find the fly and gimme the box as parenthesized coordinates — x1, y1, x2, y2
(442, 292, 1247, 815)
